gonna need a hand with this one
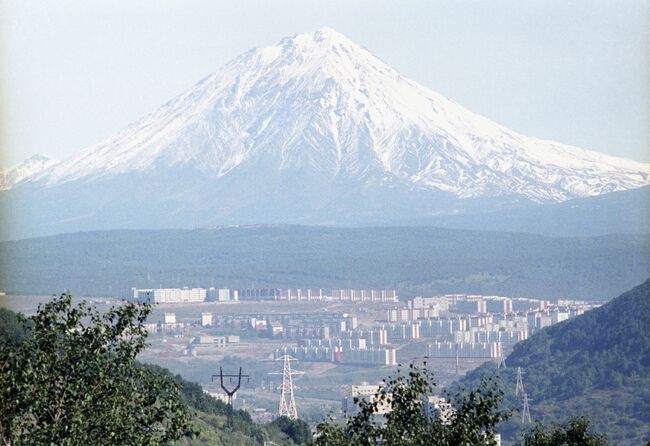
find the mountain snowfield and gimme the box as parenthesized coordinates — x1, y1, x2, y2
(0, 154, 58, 191)
(2, 28, 649, 237)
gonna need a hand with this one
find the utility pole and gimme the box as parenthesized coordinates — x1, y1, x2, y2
(521, 392, 532, 424)
(212, 366, 249, 428)
(515, 366, 525, 396)
(272, 355, 304, 419)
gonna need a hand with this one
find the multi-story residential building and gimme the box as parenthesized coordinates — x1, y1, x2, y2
(201, 312, 213, 327)
(338, 346, 397, 366)
(423, 396, 454, 423)
(133, 287, 207, 303)
(427, 341, 502, 359)
(279, 342, 396, 366)
(342, 385, 391, 414)
(380, 322, 420, 342)
(472, 330, 528, 348)
(484, 297, 513, 314)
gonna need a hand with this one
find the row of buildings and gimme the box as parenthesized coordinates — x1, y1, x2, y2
(388, 294, 555, 322)
(238, 287, 398, 302)
(132, 286, 398, 303)
(427, 341, 503, 359)
(274, 344, 397, 366)
(263, 304, 585, 365)
(133, 287, 239, 303)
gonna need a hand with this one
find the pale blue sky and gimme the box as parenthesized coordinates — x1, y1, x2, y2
(2, 0, 649, 166)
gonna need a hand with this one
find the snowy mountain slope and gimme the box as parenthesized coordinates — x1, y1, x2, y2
(21, 27, 649, 201)
(2, 28, 649, 239)
(0, 154, 58, 191)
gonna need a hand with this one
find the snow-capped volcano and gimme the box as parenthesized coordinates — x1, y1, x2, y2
(30, 27, 648, 200)
(3, 28, 649, 238)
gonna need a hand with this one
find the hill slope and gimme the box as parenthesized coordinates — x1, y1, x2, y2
(425, 185, 650, 237)
(1, 28, 648, 239)
(0, 307, 308, 446)
(1, 226, 648, 300)
(458, 279, 650, 445)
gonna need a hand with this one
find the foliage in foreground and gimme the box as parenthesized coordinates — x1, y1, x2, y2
(0, 298, 310, 446)
(517, 417, 608, 446)
(315, 363, 508, 446)
(0, 293, 192, 445)
(268, 416, 313, 445)
(313, 363, 629, 446)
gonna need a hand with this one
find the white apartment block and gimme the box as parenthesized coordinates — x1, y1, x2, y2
(201, 312, 213, 327)
(133, 287, 206, 303)
(164, 312, 176, 324)
(207, 288, 239, 302)
(427, 341, 502, 359)
(342, 385, 392, 414)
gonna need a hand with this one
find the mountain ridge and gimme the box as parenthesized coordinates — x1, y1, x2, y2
(0, 154, 57, 191)
(2, 28, 648, 238)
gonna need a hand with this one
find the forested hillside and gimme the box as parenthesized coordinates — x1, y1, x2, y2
(456, 279, 650, 445)
(1, 226, 648, 300)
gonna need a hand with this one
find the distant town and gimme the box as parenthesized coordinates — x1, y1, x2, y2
(128, 284, 598, 424)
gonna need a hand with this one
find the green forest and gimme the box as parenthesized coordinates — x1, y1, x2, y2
(1, 225, 648, 300)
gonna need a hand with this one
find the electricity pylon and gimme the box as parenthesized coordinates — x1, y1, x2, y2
(496, 342, 506, 369)
(521, 392, 532, 424)
(515, 366, 525, 396)
(273, 355, 304, 419)
(212, 367, 249, 428)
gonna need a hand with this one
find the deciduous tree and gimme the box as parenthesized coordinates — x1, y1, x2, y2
(315, 363, 508, 446)
(0, 293, 191, 446)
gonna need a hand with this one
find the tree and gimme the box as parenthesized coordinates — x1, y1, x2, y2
(315, 363, 509, 446)
(517, 417, 608, 446)
(0, 293, 191, 445)
(0, 308, 32, 348)
(268, 416, 313, 444)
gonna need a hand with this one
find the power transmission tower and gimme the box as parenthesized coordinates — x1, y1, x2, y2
(521, 392, 532, 424)
(212, 367, 249, 428)
(272, 355, 304, 419)
(515, 366, 525, 396)
(496, 342, 506, 369)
